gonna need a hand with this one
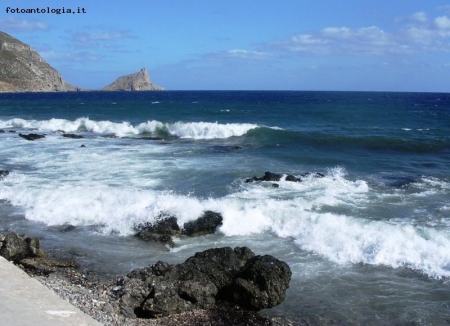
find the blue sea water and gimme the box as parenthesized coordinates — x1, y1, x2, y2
(0, 91, 449, 325)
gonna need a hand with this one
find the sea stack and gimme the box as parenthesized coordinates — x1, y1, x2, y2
(102, 68, 164, 91)
(0, 31, 78, 92)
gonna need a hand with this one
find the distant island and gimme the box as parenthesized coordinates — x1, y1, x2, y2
(102, 68, 164, 91)
(0, 31, 164, 92)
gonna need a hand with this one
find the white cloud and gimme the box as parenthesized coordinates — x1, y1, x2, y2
(0, 17, 50, 32)
(268, 11, 450, 57)
(204, 49, 272, 61)
(67, 28, 135, 49)
(72, 31, 134, 43)
(41, 51, 102, 62)
(411, 12, 427, 23)
(278, 26, 403, 56)
(435, 15, 450, 30)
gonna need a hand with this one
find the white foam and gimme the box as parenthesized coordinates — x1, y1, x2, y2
(1, 166, 449, 278)
(0, 118, 259, 139)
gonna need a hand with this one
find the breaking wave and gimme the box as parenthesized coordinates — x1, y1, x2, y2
(0, 117, 260, 139)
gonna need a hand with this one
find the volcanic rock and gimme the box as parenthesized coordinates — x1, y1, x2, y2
(19, 133, 45, 141)
(182, 211, 223, 237)
(114, 246, 291, 318)
(102, 68, 164, 91)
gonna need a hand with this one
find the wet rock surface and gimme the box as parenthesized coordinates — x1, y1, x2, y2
(134, 211, 224, 247)
(18, 133, 46, 141)
(115, 247, 291, 318)
(246, 171, 325, 183)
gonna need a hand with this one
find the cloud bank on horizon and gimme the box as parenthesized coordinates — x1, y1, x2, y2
(1, 0, 450, 92)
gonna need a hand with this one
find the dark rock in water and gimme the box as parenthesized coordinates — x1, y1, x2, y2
(0, 232, 44, 262)
(272, 183, 279, 188)
(62, 133, 83, 139)
(233, 255, 292, 310)
(80, 144, 86, 148)
(19, 133, 46, 141)
(134, 212, 224, 248)
(383, 175, 417, 188)
(8, 130, 16, 133)
(60, 225, 77, 232)
(182, 211, 223, 236)
(115, 246, 291, 318)
(245, 171, 282, 183)
(141, 136, 164, 141)
(101, 134, 117, 138)
(0, 232, 79, 275)
(134, 215, 180, 248)
(0, 129, 4, 133)
(0, 170, 9, 180)
(246, 171, 324, 184)
(211, 145, 243, 152)
(285, 174, 301, 182)
(301, 172, 325, 178)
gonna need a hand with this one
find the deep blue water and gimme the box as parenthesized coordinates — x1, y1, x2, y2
(0, 91, 449, 325)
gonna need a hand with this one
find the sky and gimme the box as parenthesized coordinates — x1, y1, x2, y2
(1, 0, 450, 92)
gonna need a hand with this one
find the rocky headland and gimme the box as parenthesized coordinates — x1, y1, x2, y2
(0, 31, 77, 92)
(0, 31, 164, 93)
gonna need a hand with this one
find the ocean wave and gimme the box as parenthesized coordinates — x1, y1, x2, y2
(2, 167, 449, 278)
(0, 117, 260, 139)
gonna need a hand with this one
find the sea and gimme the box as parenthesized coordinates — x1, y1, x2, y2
(0, 91, 449, 325)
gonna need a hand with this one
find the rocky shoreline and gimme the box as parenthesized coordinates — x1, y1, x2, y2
(0, 232, 298, 326)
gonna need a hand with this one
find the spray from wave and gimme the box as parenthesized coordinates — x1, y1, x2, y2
(2, 167, 449, 278)
(0, 117, 260, 139)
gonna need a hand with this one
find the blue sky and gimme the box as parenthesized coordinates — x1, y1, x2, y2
(1, 1, 450, 91)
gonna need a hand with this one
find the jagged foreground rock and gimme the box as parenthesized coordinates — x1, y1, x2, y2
(102, 68, 164, 91)
(0, 31, 78, 92)
(116, 247, 292, 318)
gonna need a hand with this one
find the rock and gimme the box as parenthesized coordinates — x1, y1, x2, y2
(182, 211, 223, 236)
(0, 232, 44, 261)
(246, 171, 324, 183)
(233, 255, 292, 310)
(102, 68, 164, 91)
(0, 170, 9, 180)
(0, 31, 78, 92)
(80, 144, 86, 147)
(62, 133, 83, 139)
(211, 145, 243, 152)
(141, 136, 164, 141)
(114, 247, 291, 318)
(0, 129, 4, 133)
(20, 257, 79, 275)
(19, 133, 45, 141)
(134, 216, 180, 248)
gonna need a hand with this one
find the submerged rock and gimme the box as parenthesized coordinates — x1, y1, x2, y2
(115, 246, 291, 318)
(62, 133, 83, 139)
(211, 145, 243, 152)
(19, 133, 46, 141)
(0, 170, 9, 180)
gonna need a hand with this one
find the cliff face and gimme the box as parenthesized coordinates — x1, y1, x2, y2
(102, 68, 164, 91)
(0, 31, 78, 92)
